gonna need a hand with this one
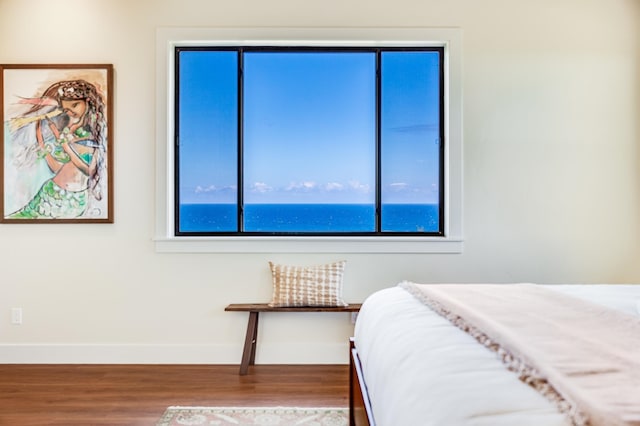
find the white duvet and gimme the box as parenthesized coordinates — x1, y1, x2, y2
(353, 284, 640, 426)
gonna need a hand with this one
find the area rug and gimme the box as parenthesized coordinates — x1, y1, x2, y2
(156, 406, 348, 426)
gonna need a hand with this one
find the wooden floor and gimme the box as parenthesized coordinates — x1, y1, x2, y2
(0, 364, 349, 426)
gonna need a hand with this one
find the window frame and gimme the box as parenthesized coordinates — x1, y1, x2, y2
(175, 46, 445, 237)
(155, 27, 463, 253)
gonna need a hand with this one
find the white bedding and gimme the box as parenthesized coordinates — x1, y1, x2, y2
(353, 284, 640, 426)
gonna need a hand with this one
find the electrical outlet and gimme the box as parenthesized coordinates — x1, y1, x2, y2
(11, 308, 22, 325)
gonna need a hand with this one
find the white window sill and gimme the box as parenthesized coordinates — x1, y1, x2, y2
(153, 236, 463, 254)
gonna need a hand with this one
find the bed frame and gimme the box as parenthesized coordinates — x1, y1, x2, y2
(349, 338, 375, 426)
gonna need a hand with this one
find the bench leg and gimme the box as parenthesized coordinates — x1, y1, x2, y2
(240, 311, 259, 375)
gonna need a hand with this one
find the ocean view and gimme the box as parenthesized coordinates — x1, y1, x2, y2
(179, 204, 439, 233)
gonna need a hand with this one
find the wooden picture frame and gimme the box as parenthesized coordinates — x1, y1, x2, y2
(0, 64, 113, 223)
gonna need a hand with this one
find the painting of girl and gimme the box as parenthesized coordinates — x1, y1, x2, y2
(1, 65, 113, 222)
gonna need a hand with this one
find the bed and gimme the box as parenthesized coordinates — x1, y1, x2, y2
(349, 282, 640, 426)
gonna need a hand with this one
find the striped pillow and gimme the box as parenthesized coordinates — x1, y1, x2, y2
(268, 261, 348, 307)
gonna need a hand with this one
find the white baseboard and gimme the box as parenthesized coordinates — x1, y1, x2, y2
(0, 343, 349, 364)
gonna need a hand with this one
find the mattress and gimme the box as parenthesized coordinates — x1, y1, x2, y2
(353, 284, 640, 426)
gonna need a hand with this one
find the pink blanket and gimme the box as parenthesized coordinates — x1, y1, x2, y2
(401, 282, 640, 426)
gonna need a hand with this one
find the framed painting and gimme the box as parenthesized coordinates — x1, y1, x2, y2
(0, 64, 113, 223)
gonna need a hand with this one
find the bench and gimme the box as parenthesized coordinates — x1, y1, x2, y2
(225, 303, 362, 375)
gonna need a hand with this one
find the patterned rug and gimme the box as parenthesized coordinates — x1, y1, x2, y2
(156, 406, 348, 426)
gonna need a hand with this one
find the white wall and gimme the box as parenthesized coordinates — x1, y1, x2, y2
(1, 0, 639, 364)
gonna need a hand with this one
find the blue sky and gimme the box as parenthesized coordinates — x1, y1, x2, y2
(178, 49, 440, 205)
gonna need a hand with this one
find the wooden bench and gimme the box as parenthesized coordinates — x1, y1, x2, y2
(225, 303, 362, 375)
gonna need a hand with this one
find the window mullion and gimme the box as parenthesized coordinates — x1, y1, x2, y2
(237, 48, 244, 232)
(375, 49, 382, 234)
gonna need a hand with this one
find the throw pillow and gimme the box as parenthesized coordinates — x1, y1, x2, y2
(268, 260, 348, 307)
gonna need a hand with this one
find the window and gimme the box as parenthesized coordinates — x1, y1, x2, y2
(176, 47, 444, 236)
(156, 27, 463, 253)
